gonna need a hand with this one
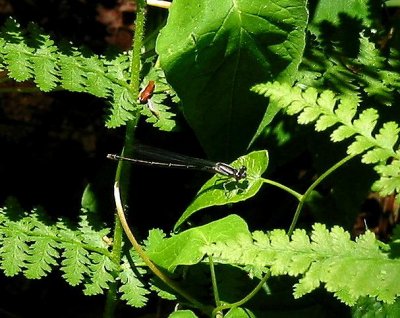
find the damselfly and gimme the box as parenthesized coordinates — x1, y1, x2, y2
(107, 145, 247, 181)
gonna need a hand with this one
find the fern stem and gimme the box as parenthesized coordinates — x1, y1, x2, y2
(212, 270, 271, 317)
(288, 153, 357, 236)
(14, 229, 112, 258)
(260, 177, 302, 200)
(105, 1, 147, 316)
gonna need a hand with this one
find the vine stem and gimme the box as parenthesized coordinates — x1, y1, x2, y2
(211, 270, 271, 317)
(112, 181, 212, 315)
(216, 154, 357, 314)
(288, 153, 357, 236)
(104, 1, 147, 316)
(147, 0, 171, 8)
(209, 256, 220, 308)
(107, 4, 211, 314)
(260, 178, 302, 200)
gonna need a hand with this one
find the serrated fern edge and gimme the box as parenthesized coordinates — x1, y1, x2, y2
(0, 18, 176, 130)
(0, 204, 149, 308)
(252, 81, 400, 200)
(204, 223, 399, 306)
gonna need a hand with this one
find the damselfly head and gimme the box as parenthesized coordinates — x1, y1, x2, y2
(235, 166, 247, 181)
(107, 154, 119, 160)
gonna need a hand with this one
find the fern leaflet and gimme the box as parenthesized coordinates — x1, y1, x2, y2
(204, 223, 400, 306)
(0, 203, 150, 308)
(252, 81, 400, 200)
(0, 18, 177, 131)
(118, 255, 149, 307)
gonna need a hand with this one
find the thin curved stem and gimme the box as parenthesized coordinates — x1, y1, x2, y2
(104, 1, 146, 317)
(209, 256, 220, 307)
(212, 270, 271, 317)
(288, 153, 357, 236)
(260, 177, 302, 200)
(147, 0, 171, 8)
(112, 182, 212, 315)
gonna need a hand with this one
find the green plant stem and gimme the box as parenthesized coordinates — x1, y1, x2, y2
(209, 256, 220, 307)
(212, 270, 271, 317)
(104, 1, 147, 317)
(112, 182, 212, 315)
(108, 1, 210, 315)
(260, 177, 302, 200)
(147, 0, 171, 9)
(288, 153, 357, 236)
(104, 214, 124, 318)
(130, 0, 146, 93)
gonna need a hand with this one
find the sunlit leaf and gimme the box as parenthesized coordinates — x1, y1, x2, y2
(174, 150, 268, 230)
(157, 0, 308, 160)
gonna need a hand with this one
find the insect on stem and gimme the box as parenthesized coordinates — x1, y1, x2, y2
(138, 80, 159, 118)
(139, 80, 155, 104)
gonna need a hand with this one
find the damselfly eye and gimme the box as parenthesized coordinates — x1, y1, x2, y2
(236, 166, 247, 180)
(139, 80, 155, 104)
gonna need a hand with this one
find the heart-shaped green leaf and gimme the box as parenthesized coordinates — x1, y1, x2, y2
(157, 0, 308, 160)
(146, 214, 251, 272)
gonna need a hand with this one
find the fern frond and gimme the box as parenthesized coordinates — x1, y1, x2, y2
(372, 161, 400, 196)
(84, 56, 110, 98)
(204, 224, 399, 306)
(299, 33, 400, 105)
(0, 18, 177, 131)
(252, 81, 400, 198)
(0, 220, 30, 276)
(138, 65, 178, 131)
(355, 35, 397, 103)
(1, 19, 34, 82)
(58, 49, 87, 92)
(25, 237, 59, 279)
(60, 245, 89, 285)
(84, 253, 116, 295)
(106, 84, 136, 128)
(24, 213, 59, 279)
(118, 255, 149, 307)
(0, 204, 150, 307)
(27, 23, 59, 91)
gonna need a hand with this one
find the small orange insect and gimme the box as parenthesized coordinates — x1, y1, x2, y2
(139, 80, 155, 104)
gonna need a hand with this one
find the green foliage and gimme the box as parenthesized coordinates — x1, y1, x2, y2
(174, 150, 269, 230)
(308, 0, 374, 36)
(156, 0, 308, 160)
(0, 18, 176, 131)
(203, 221, 400, 306)
(118, 255, 149, 307)
(168, 310, 198, 318)
(252, 78, 400, 200)
(146, 214, 252, 272)
(0, 202, 149, 307)
(352, 297, 400, 318)
(145, 214, 400, 307)
(299, 34, 400, 105)
(3, 0, 400, 316)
